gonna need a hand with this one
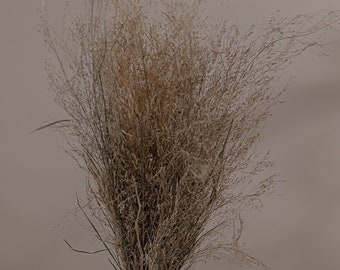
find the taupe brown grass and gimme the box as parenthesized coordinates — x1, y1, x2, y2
(39, 1, 339, 269)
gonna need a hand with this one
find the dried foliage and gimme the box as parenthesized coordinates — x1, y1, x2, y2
(40, 1, 339, 269)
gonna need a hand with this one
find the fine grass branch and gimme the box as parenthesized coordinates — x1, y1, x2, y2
(39, 0, 340, 269)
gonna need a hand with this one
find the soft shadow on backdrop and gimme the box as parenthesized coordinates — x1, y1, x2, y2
(0, 0, 339, 269)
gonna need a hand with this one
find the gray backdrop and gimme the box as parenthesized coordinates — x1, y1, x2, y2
(1, 0, 340, 269)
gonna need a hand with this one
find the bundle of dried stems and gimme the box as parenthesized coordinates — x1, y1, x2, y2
(38, 0, 339, 269)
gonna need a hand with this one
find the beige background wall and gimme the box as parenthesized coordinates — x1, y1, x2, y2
(1, 0, 340, 269)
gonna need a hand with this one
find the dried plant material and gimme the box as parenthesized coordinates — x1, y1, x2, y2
(40, 1, 339, 269)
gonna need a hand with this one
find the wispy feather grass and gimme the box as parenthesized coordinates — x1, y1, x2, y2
(39, 1, 339, 269)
